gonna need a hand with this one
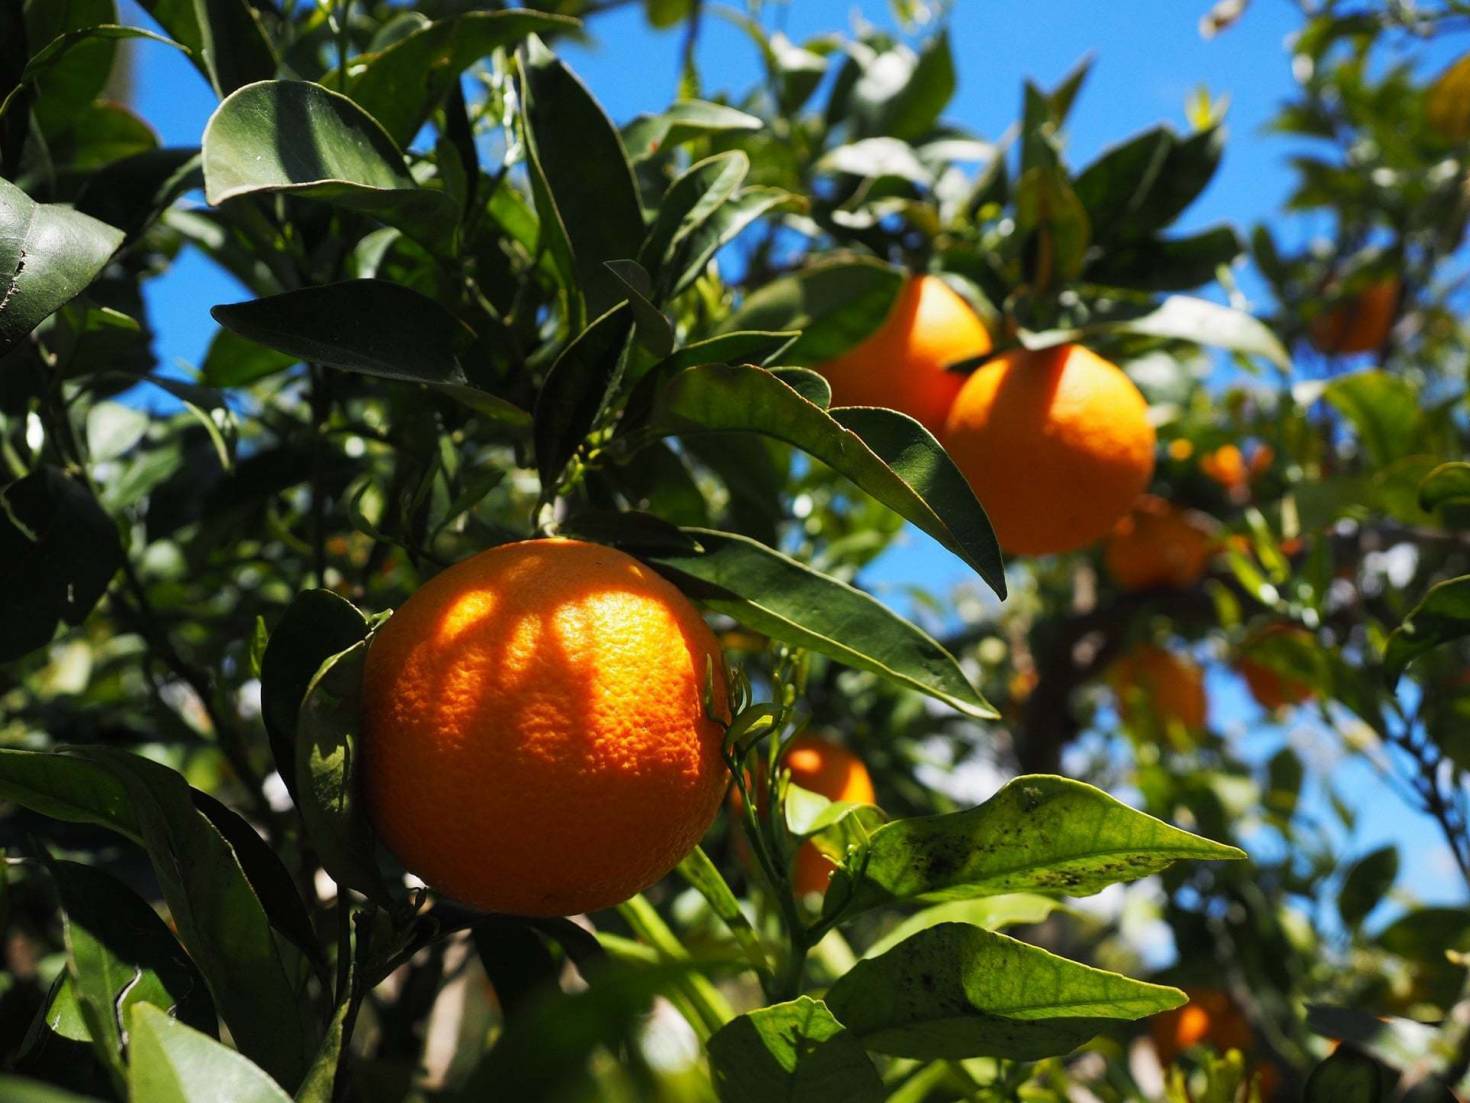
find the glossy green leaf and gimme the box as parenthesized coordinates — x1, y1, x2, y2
(662, 186, 798, 298)
(721, 258, 902, 364)
(211, 281, 529, 426)
(127, 1003, 292, 1103)
(347, 10, 578, 147)
(658, 330, 798, 373)
(1384, 575, 1470, 684)
(133, 0, 276, 97)
(1338, 845, 1399, 929)
(1119, 125, 1223, 237)
(0, 467, 122, 662)
(297, 640, 401, 906)
(641, 152, 749, 293)
(631, 526, 995, 719)
(47, 859, 216, 1088)
(648, 363, 1005, 593)
(519, 37, 644, 324)
(18, 0, 118, 130)
(864, 894, 1067, 959)
(1073, 126, 1172, 239)
(202, 81, 455, 250)
(259, 589, 372, 799)
(0, 749, 317, 1087)
(622, 100, 764, 160)
(706, 997, 885, 1103)
(1420, 462, 1470, 511)
(534, 303, 634, 491)
(825, 923, 1185, 1060)
(824, 775, 1244, 921)
(0, 176, 124, 356)
(771, 367, 830, 408)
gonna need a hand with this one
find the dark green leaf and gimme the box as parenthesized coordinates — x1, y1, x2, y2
(661, 186, 798, 298)
(202, 81, 455, 250)
(133, 0, 276, 97)
(47, 858, 216, 1088)
(604, 259, 674, 356)
(622, 100, 764, 160)
(259, 588, 371, 798)
(0, 176, 124, 356)
(347, 11, 578, 147)
(625, 526, 995, 718)
(127, 1003, 292, 1103)
(658, 330, 798, 373)
(472, 919, 561, 1021)
(211, 281, 529, 426)
(825, 923, 1185, 1060)
(1073, 127, 1171, 240)
(0, 1076, 103, 1103)
(825, 775, 1244, 921)
(1385, 575, 1470, 684)
(707, 997, 884, 1103)
(0, 466, 122, 661)
(1338, 845, 1398, 930)
(1085, 225, 1242, 292)
(721, 257, 901, 364)
(1117, 126, 1223, 238)
(771, 367, 830, 408)
(1303, 1046, 1388, 1103)
(648, 363, 1004, 592)
(1420, 462, 1470, 512)
(297, 640, 401, 906)
(200, 326, 297, 387)
(641, 152, 749, 294)
(519, 37, 644, 324)
(19, 0, 118, 131)
(534, 303, 633, 491)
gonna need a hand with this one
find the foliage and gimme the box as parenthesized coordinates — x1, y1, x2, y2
(2, 0, 1470, 1101)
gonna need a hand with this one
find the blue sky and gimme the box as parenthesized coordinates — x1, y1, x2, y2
(114, 1, 1465, 920)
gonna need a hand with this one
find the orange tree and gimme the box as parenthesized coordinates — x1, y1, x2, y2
(1, 1, 1469, 1101)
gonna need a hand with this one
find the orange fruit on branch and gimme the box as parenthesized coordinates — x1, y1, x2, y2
(1104, 495, 1214, 591)
(784, 735, 877, 898)
(362, 538, 730, 917)
(816, 273, 991, 435)
(1109, 645, 1207, 734)
(1151, 987, 1254, 1067)
(1236, 623, 1315, 713)
(942, 343, 1156, 555)
(1308, 278, 1400, 356)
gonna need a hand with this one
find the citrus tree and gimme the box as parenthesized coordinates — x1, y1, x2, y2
(1, 1, 1468, 1100)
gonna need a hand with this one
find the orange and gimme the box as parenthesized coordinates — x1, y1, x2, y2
(1200, 444, 1248, 492)
(1309, 278, 1400, 355)
(361, 538, 730, 916)
(1109, 645, 1207, 733)
(816, 273, 991, 435)
(1428, 53, 1470, 140)
(1104, 496, 1214, 591)
(1236, 623, 1315, 712)
(943, 343, 1156, 555)
(782, 735, 876, 898)
(1150, 987, 1254, 1066)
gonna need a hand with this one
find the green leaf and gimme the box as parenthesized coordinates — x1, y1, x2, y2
(133, 0, 276, 97)
(627, 526, 996, 719)
(200, 327, 297, 387)
(817, 137, 931, 184)
(664, 186, 798, 298)
(259, 589, 372, 799)
(346, 10, 578, 147)
(127, 1003, 292, 1103)
(47, 858, 216, 1090)
(19, 0, 119, 130)
(519, 37, 644, 324)
(1303, 1046, 1388, 1103)
(0, 176, 124, 356)
(1085, 225, 1242, 292)
(641, 152, 749, 294)
(1120, 126, 1223, 238)
(202, 81, 456, 250)
(210, 281, 529, 426)
(297, 640, 401, 906)
(622, 100, 764, 160)
(863, 894, 1067, 959)
(1325, 370, 1421, 468)
(0, 748, 318, 1087)
(0, 1076, 103, 1103)
(604, 259, 674, 356)
(849, 32, 955, 142)
(22, 26, 186, 103)
(771, 367, 830, 408)
(658, 330, 798, 374)
(0, 466, 122, 662)
(1420, 462, 1470, 512)
(534, 303, 634, 491)
(1027, 294, 1289, 370)
(1338, 845, 1398, 930)
(825, 922, 1185, 1060)
(706, 997, 885, 1103)
(828, 406, 1005, 596)
(75, 147, 202, 241)
(647, 363, 1005, 594)
(1073, 126, 1172, 240)
(1015, 165, 1090, 286)
(1384, 575, 1470, 684)
(824, 775, 1244, 921)
(721, 257, 902, 364)
(85, 401, 148, 462)
(676, 847, 772, 983)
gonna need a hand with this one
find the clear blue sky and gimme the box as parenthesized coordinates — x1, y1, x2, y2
(116, 1, 1466, 921)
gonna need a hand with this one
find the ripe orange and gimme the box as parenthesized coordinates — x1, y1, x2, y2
(1150, 987, 1254, 1067)
(816, 273, 991, 435)
(1427, 53, 1470, 140)
(1309, 278, 1400, 355)
(361, 538, 730, 917)
(782, 735, 876, 898)
(1104, 496, 1214, 591)
(1200, 443, 1247, 492)
(1109, 645, 1207, 733)
(1236, 623, 1315, 712)
(942, 343, 1156, 555)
